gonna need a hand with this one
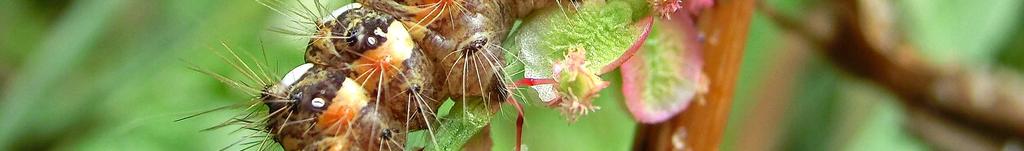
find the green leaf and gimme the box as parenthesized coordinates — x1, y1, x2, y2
(541, 2, 638, 72)
(0, 0, 130, 147)
(427, 98, 494, 150)
(504, 1, 645, 102)
(901, 0, 1023, 63)
(620, 20, 707, 123)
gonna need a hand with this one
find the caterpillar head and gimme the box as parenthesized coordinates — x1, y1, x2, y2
(305, 3, 413, 68)
(262, 63, 372, 150)
(305, 3, 417, 92)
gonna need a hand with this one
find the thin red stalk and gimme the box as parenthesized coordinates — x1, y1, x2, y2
(600, 16, 656, 74)
(514, 78, 557, 86)
(506, 96, 525, 151)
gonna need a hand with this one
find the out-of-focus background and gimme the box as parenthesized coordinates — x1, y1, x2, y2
(1, 0, 1022, 150)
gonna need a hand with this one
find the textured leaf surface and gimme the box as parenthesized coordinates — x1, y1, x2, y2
(429, 99, 493, 150)
(504, 1, 646, 102)
(620, 18, 706, 123)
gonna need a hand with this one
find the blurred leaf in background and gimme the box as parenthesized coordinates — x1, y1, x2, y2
(997, 4, 1024, 70)
(0, 0, 308, 150)
(901, 0, 1023, 64)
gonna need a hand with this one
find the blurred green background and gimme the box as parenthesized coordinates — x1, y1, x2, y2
(1, 0, 1022, 150)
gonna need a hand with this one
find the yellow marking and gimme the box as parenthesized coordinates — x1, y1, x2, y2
(354, 20, 415, 91)
(317, 78, 369, 136)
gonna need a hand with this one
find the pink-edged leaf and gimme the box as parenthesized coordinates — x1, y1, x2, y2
(621, 14, 707, 124)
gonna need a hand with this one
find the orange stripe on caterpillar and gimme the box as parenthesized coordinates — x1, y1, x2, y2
(317, 78, 370, 136)
(352, 20, 416, 91)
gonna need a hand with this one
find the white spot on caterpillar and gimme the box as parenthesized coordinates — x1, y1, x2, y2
(311, 97, 326, 108)
(374, 27, 386, 37)
(367, 37, 377, 46)
(281, 63, 314, 87)
(321, 3, 362, 23)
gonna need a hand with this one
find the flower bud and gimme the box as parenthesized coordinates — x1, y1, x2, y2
(550, 46, 610, 121)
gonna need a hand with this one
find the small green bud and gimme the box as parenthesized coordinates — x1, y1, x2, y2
(551, 46, 610, 121)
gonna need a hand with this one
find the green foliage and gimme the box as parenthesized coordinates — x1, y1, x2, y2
(504, 0, 647, 104)
(901, 0, 1023, 64)
(428, 99, 494, 150)
(489, 2, 651, 149)
(541, 1, 639, 72)
(0, 0, 337, 150)
(996, 13, 1024, 70)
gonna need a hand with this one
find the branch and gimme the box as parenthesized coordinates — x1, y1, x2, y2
(760, 0, 1024, 148)
(905, 107, 1012, 151)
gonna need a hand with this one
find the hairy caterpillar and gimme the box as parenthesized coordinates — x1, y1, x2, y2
(266, 3, 442, 150)
(298, 0, 571, 149)
(193, 0, 576, 150)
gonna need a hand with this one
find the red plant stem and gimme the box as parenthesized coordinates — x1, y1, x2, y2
(514, 78, 557, 86)
(508, 77, 546, 151)
(600, 16, 656, 75)
(633, 0, 754, 150)
(505, 96, 525, 151)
